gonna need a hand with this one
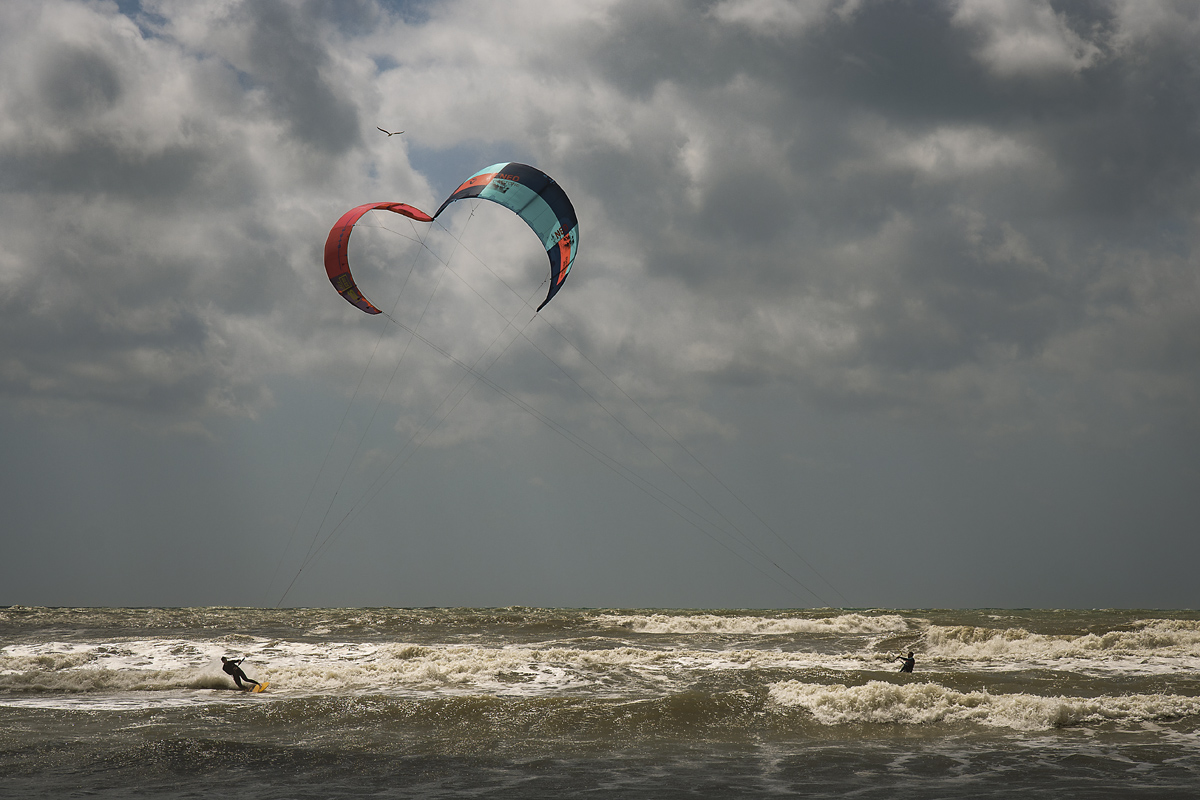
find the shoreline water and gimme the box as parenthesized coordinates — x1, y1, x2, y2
(3, 607, 1199, 797)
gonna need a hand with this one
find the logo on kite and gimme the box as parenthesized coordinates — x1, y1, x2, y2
(323, 163, 579, 314)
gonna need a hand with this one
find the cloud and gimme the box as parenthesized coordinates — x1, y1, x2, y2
(0, 0, 391, 427)
(0, 0, 1196, 445)
(951, 0, 1103, 78)
(0, 0, 1198, 610)
(708, 0, 860, 37)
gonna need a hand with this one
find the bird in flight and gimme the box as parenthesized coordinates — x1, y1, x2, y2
(377, 127, 404, 136)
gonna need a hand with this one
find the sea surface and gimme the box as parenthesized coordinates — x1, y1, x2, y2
(3, 607, 1200, 798)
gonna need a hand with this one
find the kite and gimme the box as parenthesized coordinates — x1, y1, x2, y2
(324, 162, 579, 314)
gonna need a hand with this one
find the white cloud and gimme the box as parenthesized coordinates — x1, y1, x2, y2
(708, 0, 858, 36)
(952, 0, 1103, 78)
(0, 0, 1196, 443)
(2, 0, 1199, 609)
(895, 126, 1040, 178)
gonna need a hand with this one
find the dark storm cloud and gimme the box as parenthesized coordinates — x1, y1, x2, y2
(39, 41, 123, 116)
(0, 197, 269, 420)
(583, 1, 1144, 254)
(0, 137, 210, 199)
(845, 210, 1069, 373)
(540, 0, 1200, 431)
(240, 0, 362, 155)
(2, 0, 1198, 437)
(0, 0, 350, 424)
(0, 0, 1197, 609)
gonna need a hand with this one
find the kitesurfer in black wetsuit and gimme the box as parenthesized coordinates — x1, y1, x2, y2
(896, 651, 915, 673)
(221, 656, 261, 690)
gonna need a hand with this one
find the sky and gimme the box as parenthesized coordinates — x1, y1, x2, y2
(1, 0, 1198, 610)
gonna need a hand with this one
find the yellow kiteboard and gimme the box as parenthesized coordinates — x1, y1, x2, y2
(252, 680, 270, 693)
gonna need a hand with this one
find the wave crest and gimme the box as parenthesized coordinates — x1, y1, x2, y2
(924, 619, 1200, 660)
(598, 613, 909, 636)
(768, 679, 1200, 731)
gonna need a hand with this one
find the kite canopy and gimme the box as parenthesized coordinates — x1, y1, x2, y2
(323, 202, 433, 314)
(323, 162, 579, 315)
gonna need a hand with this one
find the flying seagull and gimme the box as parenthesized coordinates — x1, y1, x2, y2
(377, 127, 404, 136)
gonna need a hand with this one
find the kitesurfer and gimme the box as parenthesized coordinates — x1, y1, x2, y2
(896, 651, 915, 673)
(221, 656, 261, 690)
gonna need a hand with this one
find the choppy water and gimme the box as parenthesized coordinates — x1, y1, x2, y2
(3, 607, 1200, 798)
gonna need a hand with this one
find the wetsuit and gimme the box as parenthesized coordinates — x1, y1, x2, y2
(897, 654, 915, 673)
(222, 657, 260, 689)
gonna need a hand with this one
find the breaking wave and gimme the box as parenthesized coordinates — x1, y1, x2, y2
(769, 679, 1200, 731)
(597, 612, 909, 636)
(924, 618, 1200, 661)
(0, 638, 813, 699)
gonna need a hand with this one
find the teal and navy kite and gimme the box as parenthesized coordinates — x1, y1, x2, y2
(324, 162, 579, 314)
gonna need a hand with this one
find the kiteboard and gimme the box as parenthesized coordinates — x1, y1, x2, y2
(252, 680, 269, 693)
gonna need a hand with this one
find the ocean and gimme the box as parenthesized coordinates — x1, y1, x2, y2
(3, 607, 1200, 798)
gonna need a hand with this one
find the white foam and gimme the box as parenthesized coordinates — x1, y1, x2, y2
(7, 613, 1200, 716)
(0, 636, 843, 704)
(769, 679, 1200, 731)
(597, 612, 910, 636)
(920, 619, 1200, 674)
